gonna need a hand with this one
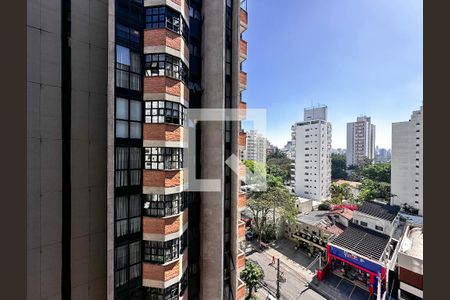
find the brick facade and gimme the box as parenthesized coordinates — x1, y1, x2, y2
(143, 170, 183, 188)
(143, 261, 180, 282)
(238, 192, 246, 209)
(144, 124, 184, 142)
(143, 215, 181, 235)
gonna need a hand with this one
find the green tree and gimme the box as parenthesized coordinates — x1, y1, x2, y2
(361, 162, 391, 182)
(240, 261, 264, 299)
(357, 179, 393, 203)
(329, 182, 353, 204)
(266, 151, 293, 184)
(248, 185, 297, 245)
(331, 153, 347, 179)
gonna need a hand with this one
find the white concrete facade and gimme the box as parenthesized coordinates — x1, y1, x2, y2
(292, 106, 332, 201)
(243, 130, 267, 164)
(391, 107, 423, 215)
(346, 116, 376, 167)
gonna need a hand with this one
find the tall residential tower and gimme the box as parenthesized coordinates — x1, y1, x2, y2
(27, 0, 249, 299)
(346, 116, 376, 167)
(291, 106, 332, 201)
(391, 107, 423, 215)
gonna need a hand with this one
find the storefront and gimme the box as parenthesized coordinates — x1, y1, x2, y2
(327, 245, 386, 294)
(317, 223, 391, 296)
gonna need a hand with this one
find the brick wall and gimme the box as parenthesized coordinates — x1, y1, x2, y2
(143, 215, 181, 235)
(238, 222, 246, 239)
(144, 29, 181, 51)
(144, 124, 184, 142)
(238, 193, 246, 209)
(143, 261, 180, 282)
(143, 170, 183, 187)
(144, 77, 181, 97)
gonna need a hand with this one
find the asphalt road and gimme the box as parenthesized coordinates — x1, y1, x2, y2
(247, 248, 326, 300)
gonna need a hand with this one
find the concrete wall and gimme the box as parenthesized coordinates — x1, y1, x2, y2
(27, 0, 108, 299)
(199, 0, 226, 298)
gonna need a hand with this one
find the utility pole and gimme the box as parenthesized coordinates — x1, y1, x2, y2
(276, 258, 281, 299)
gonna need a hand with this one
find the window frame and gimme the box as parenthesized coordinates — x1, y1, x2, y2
(116, 45, 142, 91)
(144, 53, 188, 83)
(144, 100, 186, 126)
(144, 238, 180, 264)
(144, 147, 184, 170)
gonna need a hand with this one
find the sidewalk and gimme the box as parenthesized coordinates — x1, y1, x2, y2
(260, 241, 359, 300)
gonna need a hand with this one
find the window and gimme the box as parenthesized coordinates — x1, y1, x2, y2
(144, 239, 179, 264)
(116, 97, 142, 139)
(116, 45, 141, 90)
(114, 241, 141, 288)
(116, 23, 140, 46)
(180, 230, 188, 253)
(375, 225, 383, 231)
(144, 53, 188, 83)
(145, 6, 189, 41)
(145, 100, 186, 125)
(179, 270, 188, 296)
(115, 147, 142, 187)
(143, 193, 188, 217)
(360, 221, 368, 227)
(144, 147, 184, 170)
(147, 283, 179, 300)
(115, 195, 141, 238)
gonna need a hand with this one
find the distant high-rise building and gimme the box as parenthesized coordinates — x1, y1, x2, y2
(291, 106, 332, 201)
(346, 116, 376, 167)
(391, 107, 423, 215)
(283, 141, 295, 159)
(244, 130, 267, 164)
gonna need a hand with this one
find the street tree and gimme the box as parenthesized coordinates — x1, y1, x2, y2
(240, 261, 264, 299)
(329, 182, 353, 204)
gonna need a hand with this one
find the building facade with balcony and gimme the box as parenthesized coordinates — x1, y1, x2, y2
(346, 116, 376, 167)
(26, 0, 249, 299)
(391, 107, 423, 216)
(291, 106, 332, 201)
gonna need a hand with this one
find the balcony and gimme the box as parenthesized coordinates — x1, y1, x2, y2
(240, 71, 247, 90)
(238, 219, 246, 241)
(239, 163, 246, 180)
(240, 8, 248, 32)
(239, 130, 246, 149)
(238, 192, 246, 210)
(240, 39, 247, 61)
(239, 101, 247, 120)
(237, 248, 246, 271)
(237, 278, 246, 300)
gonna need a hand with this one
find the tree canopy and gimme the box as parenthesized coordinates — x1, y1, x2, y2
(331, 153, 347, 180)
(240, 261, 264, 298)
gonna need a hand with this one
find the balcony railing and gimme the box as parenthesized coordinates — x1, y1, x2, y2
(240, 39, 247, 60)
(240, 71, 247, 90)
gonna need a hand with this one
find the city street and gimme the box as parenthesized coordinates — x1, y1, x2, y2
(245, 243, 325, 300)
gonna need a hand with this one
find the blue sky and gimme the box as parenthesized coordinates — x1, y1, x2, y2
(242, 0, 423, 149)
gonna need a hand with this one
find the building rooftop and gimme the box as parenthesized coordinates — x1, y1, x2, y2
(335, 180, 362, 189)
(400, 227, 423, 260)
(331, 222, 390, 261)
(358, 201, 400, 222)
(330, 207, 354, 220)
(296, 211, 330, 226)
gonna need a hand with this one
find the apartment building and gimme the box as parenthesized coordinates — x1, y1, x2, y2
(291, 106, 332, 201)
(243, 130, 267, 164)
(27, 0, 249, 299)
(391, 107, 423, 215)
(346, 116, 376, 167)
